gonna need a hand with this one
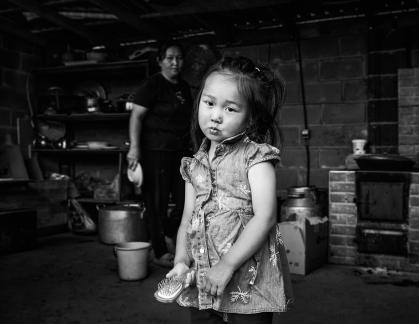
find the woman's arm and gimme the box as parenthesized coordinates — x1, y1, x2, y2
(127, 103, 147, 170)
(204, 161, 277, 296)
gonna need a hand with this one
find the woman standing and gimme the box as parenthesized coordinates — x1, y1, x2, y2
(127, 41, 193, 267)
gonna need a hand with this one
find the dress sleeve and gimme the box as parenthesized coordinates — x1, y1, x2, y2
(246, 143, 281, 171)
(180, 157, 193, 183)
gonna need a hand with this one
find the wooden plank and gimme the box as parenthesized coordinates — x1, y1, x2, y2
(0, 16, 46, 45)
(88, 0, 166, 40)
(8, 0, 104, 44)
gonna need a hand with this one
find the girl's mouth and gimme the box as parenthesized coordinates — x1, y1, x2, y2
(209, 127, 220, 135)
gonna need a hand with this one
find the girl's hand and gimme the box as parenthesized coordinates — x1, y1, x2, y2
(166, 262, 196, 288)
(203, 260, 234, 297)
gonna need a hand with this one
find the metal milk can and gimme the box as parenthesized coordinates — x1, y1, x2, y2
(280, 186, 320, 222)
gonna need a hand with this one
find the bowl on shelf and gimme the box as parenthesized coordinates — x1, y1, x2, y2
(87, 141, 108, 149)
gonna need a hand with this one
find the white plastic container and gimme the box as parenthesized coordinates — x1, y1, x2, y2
(114, 242, 151, 280)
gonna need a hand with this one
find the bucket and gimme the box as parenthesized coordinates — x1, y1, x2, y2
(114, 242, 151, 280)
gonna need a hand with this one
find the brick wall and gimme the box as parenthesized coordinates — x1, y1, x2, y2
(329, 170, 419, 272)
(398, 68, 419, 165)
(0, 34, 41, 144)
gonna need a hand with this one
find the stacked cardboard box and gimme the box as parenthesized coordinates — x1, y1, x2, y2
(279, 217, 329, 275)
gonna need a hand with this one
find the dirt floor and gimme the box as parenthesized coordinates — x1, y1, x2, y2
(1, 233, 419, 324)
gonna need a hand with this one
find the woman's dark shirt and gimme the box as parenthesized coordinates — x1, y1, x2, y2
(132, 73, 193, 151)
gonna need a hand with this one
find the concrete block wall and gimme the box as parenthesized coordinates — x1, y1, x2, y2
(223, 20, 369, 193)
(0, 34, 41, 145)
(367, 24, 409, 154)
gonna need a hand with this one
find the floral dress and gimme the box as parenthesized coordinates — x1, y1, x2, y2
(178, 133, 293, 314)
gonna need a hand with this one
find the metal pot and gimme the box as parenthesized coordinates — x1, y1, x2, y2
(98, 204, 148, 244)
(280, 186, 321, 222)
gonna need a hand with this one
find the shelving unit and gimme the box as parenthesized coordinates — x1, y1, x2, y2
(31, 60, 149, 204)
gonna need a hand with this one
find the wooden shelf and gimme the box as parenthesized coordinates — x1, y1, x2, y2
(76, 198, 137, 204)
(32, 148, 128, 153)
(36, 112, 130, 122)
(32, 60, 149, 75)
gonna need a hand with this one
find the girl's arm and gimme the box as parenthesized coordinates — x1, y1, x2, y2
(203, 161, 277, 296)
(166, 182, 196, 278)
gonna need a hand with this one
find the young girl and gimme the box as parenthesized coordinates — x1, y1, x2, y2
(166, 56, 293, 323)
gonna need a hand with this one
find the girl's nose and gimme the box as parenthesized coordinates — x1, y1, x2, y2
(211, 108, 222, 123)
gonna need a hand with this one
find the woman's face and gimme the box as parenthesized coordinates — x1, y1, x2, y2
(159, 46, 184, 81)
(198, 72, 249, 146)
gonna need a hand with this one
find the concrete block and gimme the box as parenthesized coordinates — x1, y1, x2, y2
(310, 125, 366, 146)
(319, 149, 348, 169)
(301, 38, 339, 59)
(302, 60, 319, 82)
(339, 35, 367, 55)
(323, 103, 366, 124)
(320, 57, 365, 80)
(281, 147, 313, 168)
(283, 82, 302, 104)
(276, 168, 299, 190)
(368, 123, 398, 146)
(368, 100, 398, 123)
(368, 75, 397, 99)
(270, 42, 297, 62)
(343, 79, 367, 101)
(368, 51, 409, 74)
(305, 82, 342, 103)
(274, 62, 299, 82)
(280, 127, 300, 145)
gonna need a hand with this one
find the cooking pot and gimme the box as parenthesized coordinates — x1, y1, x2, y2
(98, 204, 148, 244)
(354, 154, 415, 171)
(280, 186, 321, 222)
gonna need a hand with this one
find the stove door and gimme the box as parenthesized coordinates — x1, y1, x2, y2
(356, 172, 410, 223)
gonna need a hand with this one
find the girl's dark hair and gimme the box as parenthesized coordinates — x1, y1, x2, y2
(190, 56, 285, 151)
(156, 41, 185, 61)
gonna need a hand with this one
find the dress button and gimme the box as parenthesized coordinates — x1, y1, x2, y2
(200, 247, 205, 254)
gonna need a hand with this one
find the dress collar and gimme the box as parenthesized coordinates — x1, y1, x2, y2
(193, 132, 247, 164)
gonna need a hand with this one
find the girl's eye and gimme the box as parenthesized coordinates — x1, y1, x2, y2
(203, 99, 214, 107)
(226, 106, 237, 112)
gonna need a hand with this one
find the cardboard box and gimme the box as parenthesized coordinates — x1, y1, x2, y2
(279, 217, 329, 275)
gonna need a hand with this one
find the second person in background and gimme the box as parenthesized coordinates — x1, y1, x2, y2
(127, 41, 193, 267)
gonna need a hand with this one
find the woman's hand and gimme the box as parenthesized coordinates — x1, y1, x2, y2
(166, 262, 196, 288)
(126, 147, 140, 170)
(202, 259, 234, 297)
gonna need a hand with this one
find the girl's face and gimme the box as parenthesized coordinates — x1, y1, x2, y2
(159, 46, 183, 81)
(198, 72, 249, 146)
